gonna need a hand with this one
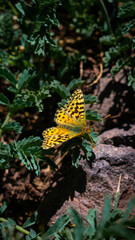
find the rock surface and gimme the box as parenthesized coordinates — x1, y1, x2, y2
(38, 126, 135, 226)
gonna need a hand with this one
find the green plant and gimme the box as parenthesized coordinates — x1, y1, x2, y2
(16, 0, 61, 56)
(1, 195, 135, 240)
(0, 65, 50, 173)
(62, 0, 135, 90)
(42, 195, 135, 240)
(0, 1, 102, 172)
(99, 1, 135, 90)
(0, 64, 102, 172)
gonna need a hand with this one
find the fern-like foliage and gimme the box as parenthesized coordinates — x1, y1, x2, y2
(16, 0, 61, 56)
(100, 1, 135, 90)
(0, 65, 52, 174)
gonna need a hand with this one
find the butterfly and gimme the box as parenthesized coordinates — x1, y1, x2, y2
(42, 89, 94, 149)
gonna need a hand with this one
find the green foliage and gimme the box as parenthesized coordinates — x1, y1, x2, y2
(117, 1, 135, 18)
(51, 78, 84, 100)
(99, 1, 135, 90)
(128, 69, 135, 91)
(16, 0, 61, 56)
(0, 203, 39, 239)
(23, 211, 39, 229)
(0, 93, 10, 106)
(41, 196, 135, 240)
(0, 202, 7, 215)
(62, 0, 108, 36)
(42, 214, 71, 239)
(0, 63, 101, 172)
(0, 10, 14, 48)
(0, 137, 40, 174)
(2, 121, 23, 133)
(62, 0, 135, 90)
(0, 65, 52, 173)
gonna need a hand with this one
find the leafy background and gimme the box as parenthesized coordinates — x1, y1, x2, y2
(0, 0, 135, 239)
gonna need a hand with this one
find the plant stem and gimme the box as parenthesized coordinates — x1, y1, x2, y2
(0, 112, 11, 138)
(99, 0, 112, 33)
(0, 218, 29, 235)
(113, 174, 121, 210)
(0, 217, 42, 239)
(6, 0, 19, 16)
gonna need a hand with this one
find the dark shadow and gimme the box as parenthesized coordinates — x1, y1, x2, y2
(98, 71, 135, 130)
(37, 163, 86, 225)
(85, 151, 96, 168)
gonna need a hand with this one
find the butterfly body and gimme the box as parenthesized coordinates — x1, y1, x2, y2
(42, 89, 91, 149)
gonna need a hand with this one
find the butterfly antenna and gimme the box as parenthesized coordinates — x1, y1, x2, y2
(91, 114, 111, 129)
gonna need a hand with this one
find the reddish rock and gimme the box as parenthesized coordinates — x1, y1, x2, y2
(38, 127, 135, 226)
(99, 124, 135, 147)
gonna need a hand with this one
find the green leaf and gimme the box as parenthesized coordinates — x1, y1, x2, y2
(90, 130, 98, 144)
(0, 143, 12, 169)
(72, 146, 81, 168)
(0, 49, 9, 66)
(128, 68, 135, 91)
(86, 109, 102, 122)
(61, 227, 74, 240)
(122, 197, 135, 221)
(68, 78, 84, 91)
(111, 209, 123, 222)
(58, 98, 67, 108)
(84, 94, 98, 104)
(15, 136, 42, 155)
(104, 223, 135, 240)
(81, 139, 92, 160)
(0, 65, 16, 86)
(12, 136, 42, 174)
(29, 229, 37, 238)
(19, 88, 51, 112)
(30, 154, 40, 175)
(23, 211, 39, 228)
(0, 93, 10, 106)
(16, 2, 25, 15)
(99, 35, 116, 45)
(30, 31, 56, 56)
(87, 209, 97, 239)
(104, 47, 118, 66)
(68, 207, 85, 240)
(18, 150, 33, 171)
(26, 236, 31, 240)
(7, 218, 16, 225)
(0, 137, 56, 173)
(2, 121, 23, 133)
(42, 214, 71, 239)
(0, 201, 8, 215)
(118, 2, 135, 18)
(51, 80, 70, 98)
(16, 0, 60, 56)
(17, 68, 36, 92)
(96, 196, 111, 238)
(7, 86, 18, 94)
(9, 98, 29, 114)
(122, 19, 135, 34)
(111, 58, 125, 76)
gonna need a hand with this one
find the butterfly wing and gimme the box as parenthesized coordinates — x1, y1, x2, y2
(55, 89, 86, 127)
(42, 126, 80, 149)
